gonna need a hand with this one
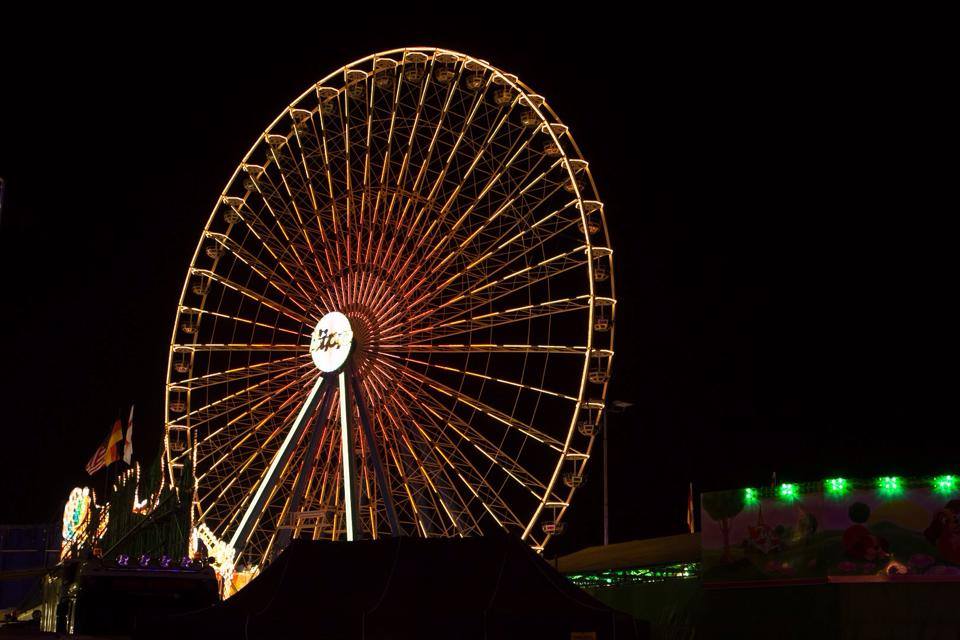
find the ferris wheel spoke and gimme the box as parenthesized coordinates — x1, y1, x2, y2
(410, 386, 555, 501)
(266, 148, 336, 294)
(290, 121, 340, 281)
(203, 232, 322, 312)
(222, 196, 324, 303)
(398, 355, 578, 403)
(227, 375, 331, 552)
(393, 365, 565, 451)
(197, 377, 317, 523)
(399, 244, 592, 335)
(372, 83, 445, 274)
(382, 69, 456, 250)
(374, 61, 486, 272)
(387, 81, 520, 278)
(194, 370, 319, 474)
(173, 363, 315, 433)
(376, 402, 457, 536)
(383, 393, 500, 534)
(403, 162, 572, 308)
(189, 268, 315, 326)
(383, 392, 476, 537)
(399, 295, 604, 344)
(172, 343, 308, 352)
(177, 306, 306, 340)
(314, 95, 348, 289)
(174, 354, 310, 391)
(399, 394, 524, 530)
(402, 114, 538, 284)
(382, 343, 588, 355)
(421, 214, 586, 314)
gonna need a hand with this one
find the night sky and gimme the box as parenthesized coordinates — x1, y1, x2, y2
(0, 16, 948, 557)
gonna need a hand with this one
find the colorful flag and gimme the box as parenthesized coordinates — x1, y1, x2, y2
(85, 444, 106, 475)
(123, 405, 134, 465)
(103, 418, 124, 466)
(686, 482, 695, 533)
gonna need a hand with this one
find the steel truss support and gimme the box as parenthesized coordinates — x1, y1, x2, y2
(230, 375, 329, 551)
(272, 384, 336, 555)
(338, 372, 360, 540)
(351, 374, 401, 536)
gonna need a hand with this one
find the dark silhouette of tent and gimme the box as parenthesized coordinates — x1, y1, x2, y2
(136, 534, 644, 639)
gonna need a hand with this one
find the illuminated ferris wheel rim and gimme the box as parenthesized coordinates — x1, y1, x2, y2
(163, 46, 616, 570)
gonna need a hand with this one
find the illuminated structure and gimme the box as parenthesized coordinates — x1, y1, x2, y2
(163, 47, 616, 579)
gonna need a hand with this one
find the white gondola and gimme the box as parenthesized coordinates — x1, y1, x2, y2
(493, 88, 513, 105)
(180, 311, 198, 335)
(577, 419, 597, 437)
(464, 72, 484, 90)
(434, 67, 456, 84)
(563, 472, 584, 488)
(191, 278, 209, 296)
(589, 369, 610, 384)
(541, 521, 566, 535)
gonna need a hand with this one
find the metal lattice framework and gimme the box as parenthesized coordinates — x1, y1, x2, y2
(163, 47, 615, 571)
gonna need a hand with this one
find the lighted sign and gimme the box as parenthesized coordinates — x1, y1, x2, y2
(309, 312, 354, 373)
(61, 487, 91, 559)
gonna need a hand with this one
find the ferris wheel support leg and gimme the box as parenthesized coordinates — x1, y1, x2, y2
(272, 385, 336, 556)
(229, 375, 329, 553)
(339, 371, 361, 541)
(350, 374, 401, 537)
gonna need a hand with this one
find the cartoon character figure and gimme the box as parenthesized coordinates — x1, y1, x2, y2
(795, 506, 818, 544)
(924, 499, 960, 564)
(842, 524, 890, 562)
(746, 507, 783, 554)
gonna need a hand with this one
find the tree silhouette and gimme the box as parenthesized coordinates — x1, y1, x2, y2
(703, 490, 745, 563)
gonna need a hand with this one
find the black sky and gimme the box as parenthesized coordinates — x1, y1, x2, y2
(0, 14, 950, 556)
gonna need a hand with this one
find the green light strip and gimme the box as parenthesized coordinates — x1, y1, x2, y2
(566, 562, 701, 587)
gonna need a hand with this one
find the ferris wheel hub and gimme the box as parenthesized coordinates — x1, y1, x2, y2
(309, 311, 355, 373)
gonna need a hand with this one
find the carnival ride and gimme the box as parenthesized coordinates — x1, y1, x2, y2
(163, 47, 616, 581)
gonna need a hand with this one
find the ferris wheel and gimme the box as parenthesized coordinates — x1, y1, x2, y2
(164, 47, 615, 572)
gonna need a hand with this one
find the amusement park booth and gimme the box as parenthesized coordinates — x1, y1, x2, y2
(561, 474, 960, 639)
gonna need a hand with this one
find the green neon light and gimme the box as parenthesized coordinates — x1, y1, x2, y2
(933, 475, 957, 495)
(744, 487, 758, 505)
(876, 476, 903, 496)
(825, 477, 848, 497)
(778, 483, 799, 501)
(566, 562, 701, 587)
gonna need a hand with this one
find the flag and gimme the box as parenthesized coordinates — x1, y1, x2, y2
(85, 444, 106, 475)
(103, 418, 124, 466)
(123, 405, 134, 465)
(686, 482, 695, 533)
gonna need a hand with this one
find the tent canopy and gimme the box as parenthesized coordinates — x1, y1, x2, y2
(137, 534, 642, 640)
(557, 533, 700, 573)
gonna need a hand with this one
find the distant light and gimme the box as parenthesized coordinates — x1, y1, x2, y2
(933, 475, 957, 495)
(825, 477, 848, 497)
(778, 483, 799, 501)
(876, 476, 903, 496)
(744, 487, 759, 505)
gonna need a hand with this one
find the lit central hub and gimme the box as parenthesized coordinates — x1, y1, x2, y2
(310, 312, 354, 373)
